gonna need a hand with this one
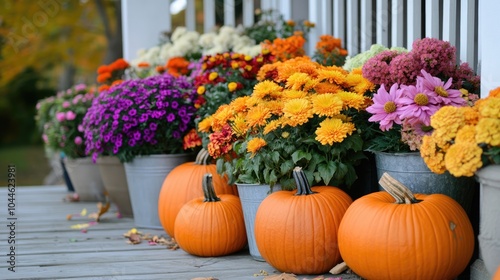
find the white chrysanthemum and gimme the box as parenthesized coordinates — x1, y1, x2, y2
(234, 45, 262, 57)
(198, 32, 216, 49)
(171, 26, 188, 42)
(203, 46, 226, 56)
(218, 25, 238, 36)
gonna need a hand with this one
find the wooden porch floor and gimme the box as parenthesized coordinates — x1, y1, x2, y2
(0, 185, 362, 280)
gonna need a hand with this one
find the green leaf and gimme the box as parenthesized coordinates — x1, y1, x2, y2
(271, 151, 280, 164)
(318, 161, 336, 185)
(291, 150, 312, 164)
(335, 162, 349, 180)
(280, 159, 294, 175)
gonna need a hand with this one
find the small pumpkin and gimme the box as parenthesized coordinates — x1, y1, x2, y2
(174, 173, 247, 257)
(158, 149, 238, 237)
(338, 173, 475, 280)
(254, 167, 352, 274)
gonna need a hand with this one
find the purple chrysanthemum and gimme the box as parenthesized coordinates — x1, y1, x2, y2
(398, 85, 440, 126)
(416, 69, 466, 106)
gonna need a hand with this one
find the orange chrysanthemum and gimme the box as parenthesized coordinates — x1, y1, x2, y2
(253, 80, 283, 99)
(247, 137, 267, 157)
(315, 118, 355, 145)
(312, 94, 343, 117)
(282, 98, 313, 127)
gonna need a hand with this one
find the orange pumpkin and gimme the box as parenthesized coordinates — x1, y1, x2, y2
(158, 149, 238, 237)
(338, 173, 475, 280)
(493, 265, 500, 280)
(254, 167, 352, 274)
(174, 173, 247, 257)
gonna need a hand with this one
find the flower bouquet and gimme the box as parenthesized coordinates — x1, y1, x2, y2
(420, 87, 500, 177)
(199, 57, 374, 190)
(37, 84, 98, 159)
(362, 37, 480, 152)
(83, 73, 198, 162)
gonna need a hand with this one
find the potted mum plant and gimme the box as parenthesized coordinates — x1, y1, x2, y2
(83, 73, 198, 228)
(198, 56, 373, 260)
(40, 84, 106, 202)
(420, 87, 500, 275)
(361, 37, 480, 213)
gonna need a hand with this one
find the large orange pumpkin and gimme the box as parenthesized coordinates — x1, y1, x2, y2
(338, 173, 475, 280)
(254, 167, 352, 274)
(174, 173, 247, 257)
(158, 149, 238, 237)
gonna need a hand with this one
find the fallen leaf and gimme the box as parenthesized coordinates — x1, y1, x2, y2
(66, 214, 73, 220)
(80, 208, 87, 217)
(69, 238, 77, 242)
(127, 233, 142, 244)
(264, 273, 297, 280)
(254, 270, 269, 276)
(71, 223, 90, 229)
(329, 262, 348, 275)
(81, 229, 88, 233)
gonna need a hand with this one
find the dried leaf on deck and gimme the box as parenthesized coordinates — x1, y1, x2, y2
(123, 228, 140, 238)
(253, 270, 269, 276)
(329, 262, 348, 275)
(127, 233, 142, 244)
(264, 273, 297, 280)
(191, 277, 219, 280)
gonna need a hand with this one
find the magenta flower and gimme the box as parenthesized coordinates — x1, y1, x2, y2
(65, 111, 76, 121)
(62, 101, 71, 108)
(399, 85, 440, 125)
(56, 112, 66, 122)
(417, 69, 466, 106)
(366, 83, 405, 131)
(74, 136, 83, 145)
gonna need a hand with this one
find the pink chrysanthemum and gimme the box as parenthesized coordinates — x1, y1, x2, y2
(366, 83, 405, 131)
(417, 69, 466, 106)
(399, 85, 440, 125)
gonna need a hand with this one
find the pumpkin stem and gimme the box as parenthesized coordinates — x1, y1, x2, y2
(292, 167, 316, 196)
(379, 172, 421, 204)
(195, 148, 212, 165)
(202, 173, 221, 202)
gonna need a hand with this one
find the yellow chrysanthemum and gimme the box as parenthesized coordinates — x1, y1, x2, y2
(444, 143, 483, 177)
(315, 118, 355, 145)
(314, 82, 341, 94)
(245, 96, 261, 107)
(197, 86, 206, 95)
(246, 105, 272, 127)
(311, 94, 343, 117)
(455, 125, 476, 144)
(336, 90, 365, 110)
(197, 116, 213, 133)
(429, 106, 465, 147)
(282, 98, 313, 127)
(247, 137, 267, 157)
(257, 63, 280, 81)
(209, 72, 218, 81)
(317, 68, 346, 85)
(262, 100, 284, 116)
(253, 80, 283, 99)
(303, 79, 320, 92)
(211, 105, 233, 131)
(420, 136, 447, 174)
(489, 86, 500, 97)
(460, 106, 480, 126)
(479, 97, 500, 118)
(228, 82, 238, 92)
(475, 118, 500, 146)
(286, 72, 310, 90)
(263, 119, 282, 135)
(230, 96, 249, 113)
(276, 63, 298, 82)
(231, 114, 248, 137)
(281, 89, 308, 100)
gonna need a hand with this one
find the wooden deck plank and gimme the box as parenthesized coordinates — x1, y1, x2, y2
(0, 186, 362, 280)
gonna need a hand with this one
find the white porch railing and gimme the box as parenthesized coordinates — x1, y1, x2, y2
(122, 0, 480, 70)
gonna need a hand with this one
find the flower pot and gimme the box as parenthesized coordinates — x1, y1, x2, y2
(64, 157, 106, 202)
(97, 156, 133, 217)
(124, 154, 193, 229)
(373, 151, 477, 214)
(236, 183, 281, 261)
(476, 165, 500, 276)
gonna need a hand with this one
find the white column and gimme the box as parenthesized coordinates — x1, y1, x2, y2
(121, 0, 171, 61)
(479, 0, 500, 96)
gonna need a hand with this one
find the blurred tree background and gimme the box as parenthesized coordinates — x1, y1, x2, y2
(0, 0, 122, 185)
(0, 0, 251, 185)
